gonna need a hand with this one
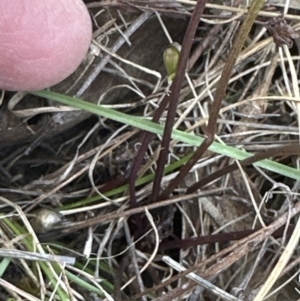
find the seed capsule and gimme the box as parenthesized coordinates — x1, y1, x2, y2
(163, 42, 181, 83)
(30, 209, 63, 233)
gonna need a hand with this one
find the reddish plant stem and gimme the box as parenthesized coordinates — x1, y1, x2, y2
(150, 0, 208, 203)
(187, 144, 300, 193)
(159, 225, 295, 251)
(128, 0, 209, 208)
(106, 22, 223, 207)
(131, 201, 300, 301)
(159, 0, 265, 200)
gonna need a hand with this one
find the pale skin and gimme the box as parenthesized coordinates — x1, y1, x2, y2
(0, 0, 92, 91)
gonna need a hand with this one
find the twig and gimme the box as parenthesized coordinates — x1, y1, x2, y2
(0, 249, 75, 265)
(163, 256, 242, 301)
(76, 11, 152, 97)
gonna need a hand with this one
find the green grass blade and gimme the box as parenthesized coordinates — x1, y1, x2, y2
(30, 90, 300, 181)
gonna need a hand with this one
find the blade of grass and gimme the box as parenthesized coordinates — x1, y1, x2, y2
(60, 153, 194, 210)
(1, 216, 69, 301)
(0, 258, 10, 278)
(30, 90, 300, 181)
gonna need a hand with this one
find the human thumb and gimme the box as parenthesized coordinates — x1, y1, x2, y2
(0, 0, 92, 91)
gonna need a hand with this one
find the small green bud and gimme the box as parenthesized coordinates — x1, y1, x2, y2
(163, 42, 181, 83)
